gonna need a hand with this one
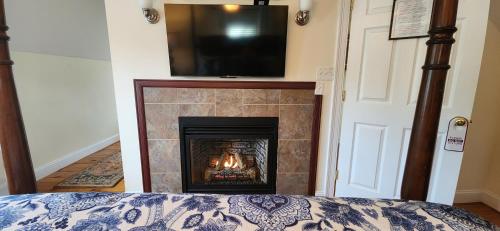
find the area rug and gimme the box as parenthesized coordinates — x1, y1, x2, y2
(56, 152, 124, 188)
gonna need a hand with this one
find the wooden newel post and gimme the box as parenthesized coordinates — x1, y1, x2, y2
(401, 0, 459, 201)
(0, 0, 37, 194)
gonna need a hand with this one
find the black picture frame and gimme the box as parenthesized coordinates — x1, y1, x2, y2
(389, 0, 432, 40)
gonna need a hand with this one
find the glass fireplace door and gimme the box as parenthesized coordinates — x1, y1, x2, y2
(188, 136, 270, 185)
(179, 117, 278, 194)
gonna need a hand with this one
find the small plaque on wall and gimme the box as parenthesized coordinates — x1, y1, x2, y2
(389, 0, 433, 40)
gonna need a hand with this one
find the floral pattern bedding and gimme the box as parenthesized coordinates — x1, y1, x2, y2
(0, 192, 497, 230)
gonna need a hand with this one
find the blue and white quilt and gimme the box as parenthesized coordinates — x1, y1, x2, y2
(0, 193, 497, 230)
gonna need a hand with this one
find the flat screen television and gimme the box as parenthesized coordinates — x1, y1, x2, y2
(165, 4, 288, 77)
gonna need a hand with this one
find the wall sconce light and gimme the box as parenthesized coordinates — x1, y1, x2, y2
(296, 0, 312, 26)
(139, 0, 160, 24)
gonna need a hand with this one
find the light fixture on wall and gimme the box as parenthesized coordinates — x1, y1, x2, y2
(223, 4, 241, 13)
(296, 0, 312, 26)
(139, 0, 160, 24)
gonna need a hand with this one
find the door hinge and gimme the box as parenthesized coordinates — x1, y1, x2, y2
(342, 90, 346, 102)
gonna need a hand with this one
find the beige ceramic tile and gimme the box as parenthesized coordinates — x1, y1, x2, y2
(276, 173, 309, 195)
(144, 88, 177, 103)
(145, 104, 179, 139)
(215, 89, 243, 116)
(178, 88, 215, 104)
(216, 104, 243, 117)
(148, 140, 181, 173)
(280, 89, 315, 104)
(242, 105, 279, 117)
(278, 140, 311, 173)
(151, 172, 183, 193)
(279, 105, 313, 139)
(243, 89, 280, 104)
(216, 89, 242, 104)
(179, 104, 215, 116)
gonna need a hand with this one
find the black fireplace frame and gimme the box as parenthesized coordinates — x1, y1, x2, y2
(179, 117, 278, 194)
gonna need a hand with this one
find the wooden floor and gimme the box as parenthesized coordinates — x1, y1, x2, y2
(455, 203, 500, 226)
(37, 142, 125, 193)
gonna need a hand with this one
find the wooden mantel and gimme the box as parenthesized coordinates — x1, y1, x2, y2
(0, 0, 37, 194)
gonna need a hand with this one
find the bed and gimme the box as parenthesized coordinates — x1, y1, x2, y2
(0, 192, 497, 230)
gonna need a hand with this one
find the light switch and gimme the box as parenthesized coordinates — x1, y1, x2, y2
(317, 67, 334, 81)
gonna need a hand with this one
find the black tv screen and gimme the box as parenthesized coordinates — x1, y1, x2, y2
(165, 4, 288, 77)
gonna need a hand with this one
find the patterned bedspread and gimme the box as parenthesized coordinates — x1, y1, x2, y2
(0, 193, 497, 230)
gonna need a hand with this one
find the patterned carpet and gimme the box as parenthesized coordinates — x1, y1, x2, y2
(56, 152, 124, 188)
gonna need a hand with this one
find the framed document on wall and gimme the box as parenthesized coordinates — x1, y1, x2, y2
(389, 0, 433, 40)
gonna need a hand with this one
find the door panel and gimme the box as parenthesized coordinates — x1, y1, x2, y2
(349, 123, 386, 191)
(336, 0, 490, 204)
(358, 27, 393, 102)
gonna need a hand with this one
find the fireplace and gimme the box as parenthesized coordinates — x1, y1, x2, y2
(179, 117, 278, 194)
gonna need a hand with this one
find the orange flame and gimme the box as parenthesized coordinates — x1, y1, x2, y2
(223, 156, 239, 169)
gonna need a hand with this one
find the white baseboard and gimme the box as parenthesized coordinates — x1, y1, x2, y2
(454, 189, 500, 212)
(0, 134, 119, 195)
(315, 190, 327, 197)
(454, 189, 483, 203)
(35, 134, 120, 179)
(481, 190, 500, 212)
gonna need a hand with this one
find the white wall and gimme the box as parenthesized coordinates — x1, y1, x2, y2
(455, 0, 500, 209)
(12, 52, 119, 169)
(104, 0, 339, 193)
(5, 0, 111, 60)
(0, 0, 119, 193)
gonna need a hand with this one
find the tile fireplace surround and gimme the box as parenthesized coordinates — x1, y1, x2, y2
(135, 80, 322, 195)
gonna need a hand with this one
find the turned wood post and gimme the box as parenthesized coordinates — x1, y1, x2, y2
(401, 0, 459, 201)
(0, 0, 37, 194)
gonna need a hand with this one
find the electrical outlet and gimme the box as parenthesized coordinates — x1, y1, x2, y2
(317, 67, 334, 81)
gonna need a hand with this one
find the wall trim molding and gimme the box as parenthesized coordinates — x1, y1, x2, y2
(454, 189, 500, 212)
(315, 190, 327, 197)
(454, 189, 483, 203)
(325, 0, 352, 197)
(35, 134, 120, 179)
(482, 190, 500, 212)
(134, 80, 322, 195)
(0, 134, 119, 195)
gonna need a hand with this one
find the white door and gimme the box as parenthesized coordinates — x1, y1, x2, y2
(335, 0, 490, 205)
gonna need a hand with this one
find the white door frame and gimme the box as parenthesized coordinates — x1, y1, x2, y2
(325, 0, 352, 197)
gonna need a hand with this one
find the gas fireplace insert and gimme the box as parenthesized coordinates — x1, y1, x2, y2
(179, 117, 278, 194)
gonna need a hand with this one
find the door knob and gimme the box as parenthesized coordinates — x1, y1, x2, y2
(454, 117, 468, 127)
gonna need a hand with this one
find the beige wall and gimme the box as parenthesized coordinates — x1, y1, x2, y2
(104, 0, 339, 193)
(483, 19, 500, 196)
(486, 139, 500, 195)
(456, 1, 500, 202)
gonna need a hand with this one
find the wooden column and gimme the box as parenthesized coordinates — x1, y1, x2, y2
(401, 0, 459, 201)
(0, 0, 37, 194)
